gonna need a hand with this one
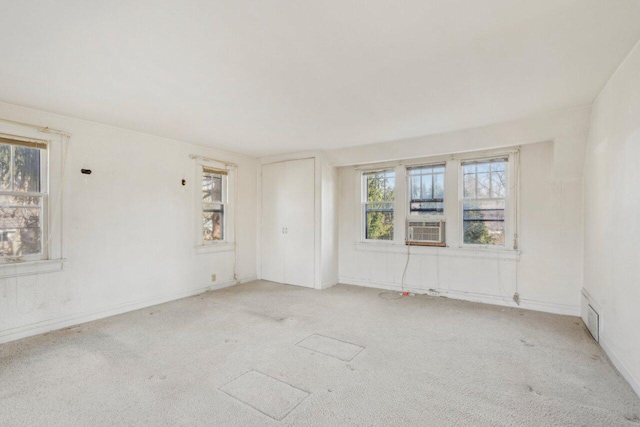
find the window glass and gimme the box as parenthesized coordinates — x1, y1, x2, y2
(462, 159, 507, 245)
(0, 142, 44, 257)
(13, 146, 41, 192)
(0, 144, 10, 191)
(203, 208, 224, 241)
(363, 170, 394, 240)
(202, 169, 225, 242)
(407, 165, 445, 215)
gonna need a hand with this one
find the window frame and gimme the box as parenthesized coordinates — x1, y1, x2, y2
(0, 135, 49, 263)
(194, 158, 236, 253)
(406, 162, 446, 219)
(458, 154, 515, 249)
(201, 168, 227, 243)
(361, 168, 396, 243)
(355, 149, 518, 251)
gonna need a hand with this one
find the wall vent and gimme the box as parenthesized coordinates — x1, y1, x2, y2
(586, 304, 599, 342)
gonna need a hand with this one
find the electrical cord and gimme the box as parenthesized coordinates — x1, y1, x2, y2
(378, 242, 412, 301)
(401, 242, 411, 293)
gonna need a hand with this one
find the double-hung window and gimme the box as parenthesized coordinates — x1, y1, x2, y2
(461, 158, 507, 245)
(407, 164, 445, 216)
(362, 169, 395, 241)
(201, 167, 227, 242)
(0, 136, 48, 260)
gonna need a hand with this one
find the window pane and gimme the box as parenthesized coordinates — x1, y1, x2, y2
(410, 202, 444, 214)
(203, 207, 224, 241)
(463, 200, 505, 245)
(365, 208, 393, 240)
(202, 173, 223, 203)
(366, 171, 394, 202)
(491, 162, 506, 173)
(0, 144, 10, 191)
(411, 175, 420, 199)
(463, 170, 475, 199)
(12, 146, 41, 192)
(477, 172, 490, 198)
(476, 163, 490, 173)
(408, 165, 445, 216)
(421, 175, 432, 200)
(0, 205, 42, 256)
(434, 173, 444, 199)
(463, 159, 507, 200)
(491, 170, 506, 198)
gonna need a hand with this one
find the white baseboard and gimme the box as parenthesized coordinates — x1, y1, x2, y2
(0, 276, 255, 345)
(238, 275, 257, 284)
(339, 277, 580, 316)
(580, 287, 640, 399)
(320, 277, 339, 290)
(599, 334, 640, 398)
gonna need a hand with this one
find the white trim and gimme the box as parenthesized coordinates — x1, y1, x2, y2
(257, 154, 321, 289)
(0, 258, 65, 279)
(0, 275, 257, 345)
(195, 242, 235, 254)
(351, 147, 520, 170)
(320, 278, 338, 289)
(0, 121, 65, 265)
(580, 287, 640, 398)
(193, 158, 236, 247)
(359, 168, 397, 243)
(458, 153, 517, 250)
(354, 242, 520, 260)
(339, 277, 579, 316)
(599, 334, 640, 398)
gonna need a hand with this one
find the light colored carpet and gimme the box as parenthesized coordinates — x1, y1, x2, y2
(1, 281, 639, 426)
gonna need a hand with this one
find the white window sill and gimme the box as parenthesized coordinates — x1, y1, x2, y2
(195, 242, 235, 255)
(354, 242, 520, 261)
(0, 258, 66, 279)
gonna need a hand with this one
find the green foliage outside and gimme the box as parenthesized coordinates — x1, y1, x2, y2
(365, 172, 394, 240)
(463, 221, 492, 244)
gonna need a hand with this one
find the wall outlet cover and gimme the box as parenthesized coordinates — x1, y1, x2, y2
(211, 274, 216, 282)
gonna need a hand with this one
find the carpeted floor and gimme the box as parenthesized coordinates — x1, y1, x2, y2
(1, 281, 639, 426)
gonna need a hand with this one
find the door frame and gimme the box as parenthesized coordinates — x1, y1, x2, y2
(257, 153, 322, 289)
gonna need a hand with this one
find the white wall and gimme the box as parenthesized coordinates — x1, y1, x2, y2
(583, 41, 640, 396)
(0, 102, 257, 342)
(334, 107, 590, 315)
(320, 154, 339, 289)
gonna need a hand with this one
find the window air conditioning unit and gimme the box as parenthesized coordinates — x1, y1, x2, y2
(406, 220, 445, 244)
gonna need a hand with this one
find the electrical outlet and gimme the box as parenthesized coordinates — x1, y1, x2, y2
(211, 274, 216, 282)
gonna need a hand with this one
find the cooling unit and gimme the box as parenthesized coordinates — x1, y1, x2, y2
(406, 220, 445, 244)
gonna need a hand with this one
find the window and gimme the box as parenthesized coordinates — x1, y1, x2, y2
(461, 158, 507, 245)
(0, 137, 47, 260)
(202, 168, 226, 242)
(362, 169, 395, 240)
(407, 164, 445, 216)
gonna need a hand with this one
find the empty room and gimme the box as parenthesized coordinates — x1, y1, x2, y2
(1, 1, 640, 425)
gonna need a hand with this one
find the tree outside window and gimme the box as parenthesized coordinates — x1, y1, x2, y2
(461, 159, 507, 245)
(363, 170, 395, 240)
